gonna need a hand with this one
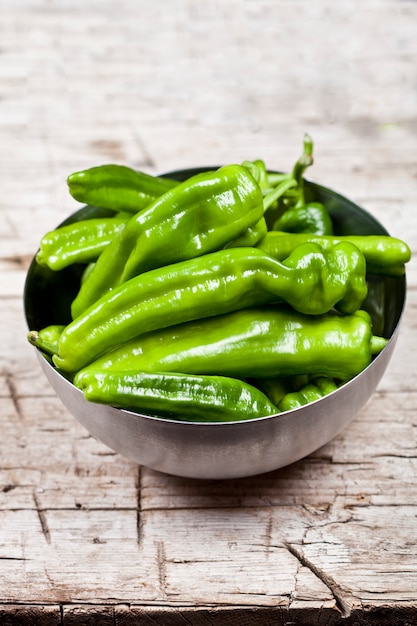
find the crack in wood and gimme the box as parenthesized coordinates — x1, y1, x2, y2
(32, 492, 51, 545)
(5, 374, 23, 420)
(264, 513, 274, 559)
(157, 541, 167, 599)
(284, 540, 352, 618)
(136, 465, 142, 547)
(2, 483, 16, 493)
(44, 566, 55, 587)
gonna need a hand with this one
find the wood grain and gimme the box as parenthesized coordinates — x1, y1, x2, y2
(0, 0, 416, 623)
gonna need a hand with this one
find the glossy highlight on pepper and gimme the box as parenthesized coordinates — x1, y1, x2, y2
(36, 215, 129, 271)
(52, 243, 368, 373)
(67, 163, 178, 213)
(256, 231, 411, 276)
(77, 307, 387, 383)
(74, 370, 278, 421)
(26, 135, 412, 425)
(70, 164, 265, 318)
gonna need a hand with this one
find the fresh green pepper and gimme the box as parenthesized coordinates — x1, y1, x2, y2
(27, 325, 65, 357)
(74, 370, 278, 421)
(251, 373, 316, 405)
(226, 161, 299, 248)
(256, 231, 411, 276)
(225, 217, 268, 248)
(272, 202, 334, 236)
(70, 164, 265, 318)
(81, 262, 96, 284)
(51, 243, 368, 373)
(278, 376, 339, 412)
(35, 215, 129, 271)
(77, 307, 388, 383)
(67, 164, 179, 214)
(250, 377, 289, 406)
(242, 159, 270, 191)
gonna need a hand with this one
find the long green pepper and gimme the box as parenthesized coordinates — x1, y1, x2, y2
(52, 243, 368, 373)
(278, 376, 339, 412)
(256, 231, 411, 276)
(67, 163, 179, 214)
(76, 307, 388, 382)
(74, 370, 278, 421)
(36, 215, 129, 271)
(71, 164, 264, 318)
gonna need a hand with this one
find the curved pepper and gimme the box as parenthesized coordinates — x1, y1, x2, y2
(227, 161, 297, 248)
(78, 308, 388, 383)
(278, 376, 339, 412)
(250, 377, 289, 406)
(67, 164, 179, 214)
(241, 159, 270, 190)
(272, 202, 334, 236)
(27, 325, 65, 357)
(251, 373, 314, 405)
(225, 217, 268, 248)
(74, 370, 278, 421)
(256, 231, 411, 276)
(70, 164, 264, 318)
(35, 216, 129, 271)
(51, 243, 368, 373)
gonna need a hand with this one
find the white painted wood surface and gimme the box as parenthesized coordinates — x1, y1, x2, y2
(0, 1, 416, 623)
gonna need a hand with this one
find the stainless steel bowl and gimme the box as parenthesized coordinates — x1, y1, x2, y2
(24, 169, 407, 479)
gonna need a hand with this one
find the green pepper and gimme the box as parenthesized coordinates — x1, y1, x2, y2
(27, 324, 65, 357)
(35, 215, 129, 271)
(251, 373, 317, 405)
(226, 161, 299, 249)
(256, 231, 411, 276)
(241, 159, 270, 191)
(78, 307, 387, 383)
(278, 376, 339, 412)
(250, 377, 289, 406)
(74, 370, 278, 421)
(67, 164, 179, 214)
(272, 202, 334, 236)
(225, 217, 268, 248)
(70, 164, 265, 318)
(51, 243, 368, 373)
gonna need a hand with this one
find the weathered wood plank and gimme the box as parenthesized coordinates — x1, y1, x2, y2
(1, 0, 417, 621)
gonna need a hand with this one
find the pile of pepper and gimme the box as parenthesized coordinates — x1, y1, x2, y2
(28, 135, 411, 422)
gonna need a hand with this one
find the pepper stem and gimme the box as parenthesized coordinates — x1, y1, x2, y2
(263, 178, 297, 213)
(266, 172, 293, 187)
(291, 133, 314, 207)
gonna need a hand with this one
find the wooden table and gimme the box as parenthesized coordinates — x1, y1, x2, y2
(1, 1, 416, 623)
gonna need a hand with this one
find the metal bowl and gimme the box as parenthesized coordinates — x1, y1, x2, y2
(24, 169, 407, 479)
